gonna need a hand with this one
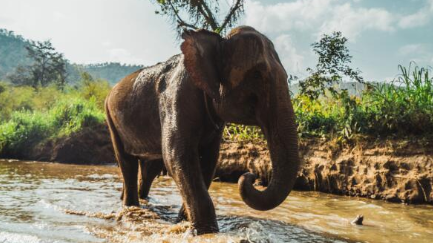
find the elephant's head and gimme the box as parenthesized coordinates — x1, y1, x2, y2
(181, 26, 301, 211)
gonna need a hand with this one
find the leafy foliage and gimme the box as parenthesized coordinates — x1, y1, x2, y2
(299, 31, 364, 99)
(224, 123, 263, 142)
(16, 40, 68, 88)
(152, 0, 244, 35)
(0, 81, 108, 155)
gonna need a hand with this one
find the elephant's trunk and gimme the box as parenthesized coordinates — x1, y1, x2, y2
(238, 76, 301, 211)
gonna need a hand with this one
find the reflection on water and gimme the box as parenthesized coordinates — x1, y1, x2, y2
(0, 159, 432, 243)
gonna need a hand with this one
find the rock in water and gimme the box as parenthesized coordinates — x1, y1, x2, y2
(351, 214, 364, 225)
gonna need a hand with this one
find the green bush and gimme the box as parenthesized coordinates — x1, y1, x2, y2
(0, 111, 51, 154)
(0, 80, 109, 155)
(50, 97, 105, 136)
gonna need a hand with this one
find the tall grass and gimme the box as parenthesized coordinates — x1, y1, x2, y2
(362, 64, 433, 135)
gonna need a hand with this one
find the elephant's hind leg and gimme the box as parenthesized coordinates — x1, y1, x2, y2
(117, 153, 140, 206)
(138, 159, 164, 199)
(105, 104, 140, 206)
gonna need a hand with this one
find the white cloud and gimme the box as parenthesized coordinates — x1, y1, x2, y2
(398, 4, 433, 29)
(398, 0, 433, 28)
(398, 44, 432, 64)
(245, 0, 333, 34)
(245, 0, 395, 41)
(107, 48, 147, 64)
(398, 44, 424, 56)
(245, 0, 433, 41)
(102, 41, 112, 48)
(274, 34, 304, 74)
(318, 3, 394, 40)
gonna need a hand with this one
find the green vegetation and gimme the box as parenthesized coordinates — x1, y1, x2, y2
(295, 63, 432, 140)
(152, 0, 244, 36)
(0, 26, 431, 156)
(225, 63, 433, 142)
(0, 63, 431, 156)
(0, 77, 110, 156)
(9, 40, 68, 89)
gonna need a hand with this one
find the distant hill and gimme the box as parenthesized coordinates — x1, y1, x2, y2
(0, 29, 143, 85)
(0, 29, 32, 78)
(72, 63, 143, 85)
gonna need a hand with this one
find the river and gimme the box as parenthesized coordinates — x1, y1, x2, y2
(0, 159, 432, 243)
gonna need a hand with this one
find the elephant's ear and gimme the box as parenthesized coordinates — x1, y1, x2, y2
(181, 29, 222, 101)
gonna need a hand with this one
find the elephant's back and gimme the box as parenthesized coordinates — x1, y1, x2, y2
(106, 66, 164, 157)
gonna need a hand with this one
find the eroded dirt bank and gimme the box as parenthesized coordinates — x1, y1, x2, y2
(4, 125, 432, 204)
(14, 124, 116, 165)
(216, 138, 433, 204)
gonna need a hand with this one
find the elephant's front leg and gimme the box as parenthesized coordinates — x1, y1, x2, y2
(162, 139, 219, 234)
(177, 132, 223, 222)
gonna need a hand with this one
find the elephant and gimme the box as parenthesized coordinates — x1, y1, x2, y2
(105, 26, 301, 234)
(119, 159, 165, 200)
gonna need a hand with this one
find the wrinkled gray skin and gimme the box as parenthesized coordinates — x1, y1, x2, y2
(105, 26, 301, 234)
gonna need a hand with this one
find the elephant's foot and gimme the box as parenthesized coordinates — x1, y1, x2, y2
(193, 222, 219, 235)
(123, 197, 139, 207)
(123, 188, 140, 206)
(138, 186, 150, 200)
(176, 205, 188, 223)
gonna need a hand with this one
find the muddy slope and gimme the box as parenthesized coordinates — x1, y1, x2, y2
(3, 123, 432, 204)
(215, 139, 433, 204)
(27, 124, 115, 165)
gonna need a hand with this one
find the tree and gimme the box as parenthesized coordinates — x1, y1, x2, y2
(299, 31, 364, 99)
(6, 66, 32, 86)
(25, 40, 67, 88)
(152, 0, 244, 35)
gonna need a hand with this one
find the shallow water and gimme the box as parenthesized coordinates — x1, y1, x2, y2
(0, 160, 432, 243)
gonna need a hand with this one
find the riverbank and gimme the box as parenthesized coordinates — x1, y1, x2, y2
(2, 123, 116, 165)
(2, 125, 432, 204)
(216, 138, 433, 204)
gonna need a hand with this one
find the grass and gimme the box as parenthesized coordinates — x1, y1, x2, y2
(226, 63, 433, 142)
(0, 63, 431, 156)
(0, 79, 109, 156)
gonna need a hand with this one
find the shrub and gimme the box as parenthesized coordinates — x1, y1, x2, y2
(0, 111, 51, 155)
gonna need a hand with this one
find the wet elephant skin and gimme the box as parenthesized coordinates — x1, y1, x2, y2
(105, 26, 301, 234)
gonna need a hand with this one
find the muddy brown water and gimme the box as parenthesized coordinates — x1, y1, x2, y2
(1, 160, 432, 243)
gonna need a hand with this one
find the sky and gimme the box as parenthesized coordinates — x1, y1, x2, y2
(0, 0, 432, 81)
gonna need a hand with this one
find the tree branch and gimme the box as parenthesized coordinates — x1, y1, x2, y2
(168, 0, 198, 30)
(220, 0, 243, 33)
(197, 0, 219, 31)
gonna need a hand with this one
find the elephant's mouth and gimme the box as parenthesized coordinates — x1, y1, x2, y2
(215, 93, 258, 126)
